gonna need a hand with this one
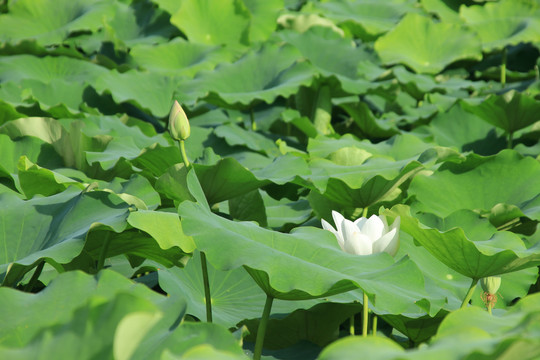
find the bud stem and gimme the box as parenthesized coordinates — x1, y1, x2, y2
(253, 295, 274, 360)
(362, 292, 369, 337)
(179, 140, 190, 168)
(461, 278, 479, 308)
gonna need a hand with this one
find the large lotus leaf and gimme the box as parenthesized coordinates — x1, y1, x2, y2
(460, 0, 540, 52)
(426, 102, 506, 155)
(339, 102, 400, 138)
(408, 150, 540, 218)
(193, 158, 268, 204)
(178, 200, 428, 314)
(311, 0, 417, 40)
(193, 154, 310, 205)
(0, 134, 62, 179)
(17, 156, 85, 198)
(193, 44, 315, 108)
(214, 123, 280, 157)
(242, 0, 284, 42)
(0, 117, 112, 172)
(128, 210, 195, 253)
(0, 269, 179, 347)
(159, 250, 318, 328)
(420, 0, 464, 23)
(0, 0, 115, 46)
(0, 55, 108, 83)
(0, 269, 245, 359)
(170, 0, 251, 46)
(318, 298, 540, 360)
(128, 38, 234, 78)
(279, 27, 379, 94)
(460, 90, 540, 135)
(92, 70, 180, 118)
(308, 133, 433, 162)
(384, 205, 540, 279)
(83, 228, 188, 269)
(99, 174, 161, 211)
(0, 187, 130, 284)
(100, 0, 178, 48)
(374, 13, 482, 74)
(262, 192, 312, 230)
(240, 302, 361, 350)
(312, 160, 423, 208)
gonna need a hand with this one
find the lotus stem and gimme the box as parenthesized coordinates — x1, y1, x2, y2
(179, 140, 190, 168)
(372, 314, 378, 336)
(362, 292, 369, 337)
(250, 109, 257, 131)
(24, 260, 45, 292)
(253, 294, 274, 360)
(487, 302, 493, 315)
(461, 278, 479, 308)
(501, 47, 507, 88)
(97, 232, 111, 271)
(200, 252, 213, 322)
(362, 207, 368, 218)
(507, 132, 513, 149)
(349, 314, 355, 335)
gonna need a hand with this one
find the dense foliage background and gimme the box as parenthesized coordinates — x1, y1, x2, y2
(1, 0, 540, 359)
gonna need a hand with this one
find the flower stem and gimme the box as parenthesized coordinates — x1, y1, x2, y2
(362, 292, 369, 337)
(179, 140, 190, 168)
(372, 314, 378, 336)
(507, 132, 513, 149)
(24, 260, 45, 292)
(461, 278, 478, 308)
(97, 232, 111, 271)
(349, 314, 355, 336)
(362, 207, 368, 218)
(253, 295, 274, 360)
(487, 302, 493, 315)
(501, 47, 507, 88)
(200, 252, 212, 322)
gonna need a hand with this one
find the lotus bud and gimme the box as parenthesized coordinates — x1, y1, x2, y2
(168, 100, 190, 141)
(480, 276, 501, 294)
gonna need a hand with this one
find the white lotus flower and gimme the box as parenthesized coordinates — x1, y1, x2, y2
(321, 210, 400, 256)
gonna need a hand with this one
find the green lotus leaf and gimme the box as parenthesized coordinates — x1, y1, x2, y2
(228, 189, 268, 227)
(460, 0, 540, 52)
(0, 55, 108, 83)
(242, 0, 284, 43)
(100, 0, 178, 48)
(312, 0, 417, 40)
(426, 102, 506, 155)
(17, 156, 85, 198)
(99, 174, 161, 211)
(0, 0, 115, 46)
(159, 250, 318, 328)
(0, 187, 130, 285)
(214, 123, 280, 157)
(128, 38, 234, 78)
(374, 13, 482, 74)
(408, 149, 540, 218)
(279, 27, 380, 94)
(0, 269, 245, 359)
(320, 294, 540, 360)
(83, 228, 188, 269)
(93, 70, 180, 118)
(170, 0, 251, 46)
(339, 102, 400, 138)
(262, 192, 312, 230)
(461, 90, 540, 135)
(240, 302, 361, 350)
(128, 210, 195, 253)
(0, 117, 112, 174)
(178, 200, 428, 313)
(194, 44, 315, 108)
(384, 205, 540, 279)
(0, 134, 62, 180)
(420, 0, 463, 23)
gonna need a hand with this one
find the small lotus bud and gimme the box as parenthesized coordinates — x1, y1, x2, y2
(168, 100, 190, 141)
(480, 276, 501, 294)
